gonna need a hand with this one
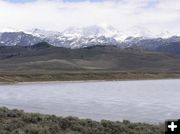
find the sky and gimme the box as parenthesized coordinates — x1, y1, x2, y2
(0, 0, 180, 35)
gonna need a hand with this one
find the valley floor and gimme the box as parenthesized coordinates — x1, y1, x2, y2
(0, 71, 180, 82)
(0, 107, 164, 134)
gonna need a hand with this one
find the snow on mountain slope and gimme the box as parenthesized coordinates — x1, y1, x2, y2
(58, 25, 122, 48)
(29, 28, 61, 38)
(0, 25, 179, 49)
(26, 25, 124, 48)
(62, 25, 126, 41)
(0, 32, 42, 46)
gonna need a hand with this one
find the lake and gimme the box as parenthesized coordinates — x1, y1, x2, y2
(0, 79, 180, 123)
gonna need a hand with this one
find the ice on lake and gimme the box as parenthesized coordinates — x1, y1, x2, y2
(0, 79, 180, 123)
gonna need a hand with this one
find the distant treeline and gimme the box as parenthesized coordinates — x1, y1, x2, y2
(0, 107, 164, 134)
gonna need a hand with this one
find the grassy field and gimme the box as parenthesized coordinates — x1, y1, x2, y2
(0, 107, 164, 134)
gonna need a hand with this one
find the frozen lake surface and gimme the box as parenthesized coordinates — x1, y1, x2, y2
(0, 79, 180, 123)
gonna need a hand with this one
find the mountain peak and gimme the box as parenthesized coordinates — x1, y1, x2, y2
(28, 28, 60, 38)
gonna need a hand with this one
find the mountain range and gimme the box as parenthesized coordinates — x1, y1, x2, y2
(0, 25, 180, 55)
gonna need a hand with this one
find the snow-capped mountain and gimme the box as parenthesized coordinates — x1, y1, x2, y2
(0, 25, 179, 49)
(28, 25, 124, 48)
(0, 32, 41, 46)
(62, 25, 127, 41)
(28, 28, 61, 38)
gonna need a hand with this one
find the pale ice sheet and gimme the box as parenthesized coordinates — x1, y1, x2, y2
(0, 79, 180, 123)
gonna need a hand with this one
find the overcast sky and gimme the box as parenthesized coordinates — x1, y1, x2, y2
(0, 0, 180, 34)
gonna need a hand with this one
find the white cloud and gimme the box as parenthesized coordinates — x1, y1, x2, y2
(0, 0, 180, 35)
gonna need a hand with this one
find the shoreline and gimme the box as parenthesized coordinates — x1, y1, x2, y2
(1, 77, 180, 85)
(0, 71, 180, 83)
